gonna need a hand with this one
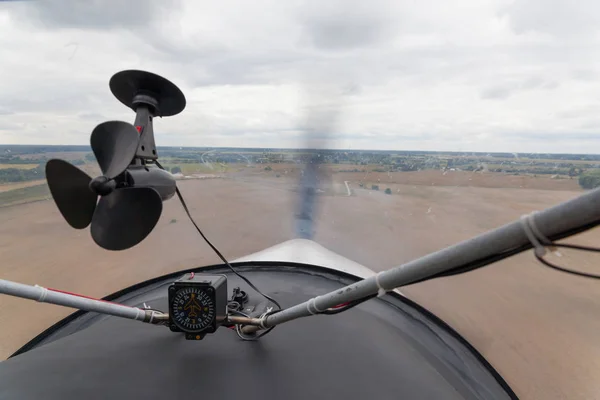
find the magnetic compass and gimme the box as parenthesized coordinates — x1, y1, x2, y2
(168, 274, 227, 340)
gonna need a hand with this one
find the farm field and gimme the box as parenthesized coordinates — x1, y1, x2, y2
(0, 167, 599, 399)
(0, 164, 39, 170)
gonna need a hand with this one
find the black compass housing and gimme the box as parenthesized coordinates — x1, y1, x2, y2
(168, 274, 227, 340)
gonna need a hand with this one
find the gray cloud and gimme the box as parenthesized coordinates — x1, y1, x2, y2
(0, 106, 14, 116)
(13, 0, 176, 30)
(0, 121, 22, 131)
(1, 0, 600, 153)
(481, 85, 513, 100)
(500, 0, 600, 37)
(481, 76, 559, 100)
(557, 105, 600, 119)
(296, 0, 396, 51)
(572, 69, 597, 82)
(503, 131, 600, 142)
(77, 112, 108, 121)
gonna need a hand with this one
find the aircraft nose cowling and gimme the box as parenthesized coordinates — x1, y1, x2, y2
(233, 239, 404, 296)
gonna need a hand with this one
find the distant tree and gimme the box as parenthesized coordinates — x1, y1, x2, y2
(579, 171, 600, 189)
(264, 166, 272, 171)
(371, 185, 379, 191)
(385, 188, 392, 194)
(171, 166, 182, 174)
(0, 164, 45, 183)
(568, 167, 582, 177)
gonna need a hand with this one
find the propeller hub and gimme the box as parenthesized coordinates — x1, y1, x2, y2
(132, 93, 159, 114)
(90, 176, 116, 196)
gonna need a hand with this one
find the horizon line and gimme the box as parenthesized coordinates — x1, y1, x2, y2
(2, 143, 600, 156)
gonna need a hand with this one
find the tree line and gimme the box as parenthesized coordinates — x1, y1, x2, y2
(0, 159, 84, 183)
(0, 164, 45, 183)
(579, 171, 600, 189)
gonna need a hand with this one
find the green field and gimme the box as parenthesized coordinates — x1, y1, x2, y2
(0, 164, 39, 170)
(0, 184, 50, 207)
(162, 162, 230, 174)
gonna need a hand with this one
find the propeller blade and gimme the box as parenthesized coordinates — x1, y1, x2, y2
(294, 84, 341, 239)
(45, 159, 97, 229)
(90, 187, 162, 251)
(90, 121, 139, 179)
(296, 159, 319, 239)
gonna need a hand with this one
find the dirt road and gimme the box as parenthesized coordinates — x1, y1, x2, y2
(1, 175, 600, 399)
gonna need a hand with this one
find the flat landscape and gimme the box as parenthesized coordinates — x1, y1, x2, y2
(1, 148, 600, 400)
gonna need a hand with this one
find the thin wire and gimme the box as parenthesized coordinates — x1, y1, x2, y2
(156, 163, 600, 323)
(227, 301, 241, 312)
(320, 243, 600, 316)
(535, 243, 600, 279)
(154, 160, 281, 312)
(228, 309, 277, 341)
(337, 243, 600, 315)
(320, 294, 377, 315)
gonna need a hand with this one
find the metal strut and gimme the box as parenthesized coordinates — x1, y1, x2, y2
(242, 186, 600, 334)
(0, 280, 168, 326)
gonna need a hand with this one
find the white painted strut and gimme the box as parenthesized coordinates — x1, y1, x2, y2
(0, 279, 167, 325)
(243, 186, 600, 334)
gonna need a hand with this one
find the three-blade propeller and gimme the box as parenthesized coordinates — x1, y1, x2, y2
(294, 84, 341, 240)
(46, 121, 163, 250)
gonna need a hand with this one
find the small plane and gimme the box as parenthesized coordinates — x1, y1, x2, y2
(184, 293, 203, 318)
(1, 70, 599, 400)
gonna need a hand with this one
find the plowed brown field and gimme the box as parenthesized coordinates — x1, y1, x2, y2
(1, 169, 599, 399)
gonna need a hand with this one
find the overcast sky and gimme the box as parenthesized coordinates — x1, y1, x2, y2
(1, 0, 600, 153)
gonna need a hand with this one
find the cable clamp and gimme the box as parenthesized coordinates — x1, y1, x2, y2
(134, 308, 145, 321)
(258, 307, 273, 328)
(312, 296, 326, 313)
(260, 307, 273, 318)
(520, 212, 553, 257)
(306, 297, 322, 315)
(35, 285, 48, 303)
(375, 272, 388, 297)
